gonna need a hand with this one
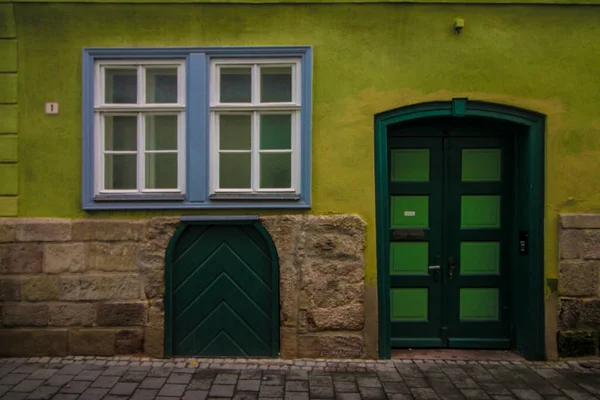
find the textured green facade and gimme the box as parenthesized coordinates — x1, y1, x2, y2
(6, 1, 600, 358)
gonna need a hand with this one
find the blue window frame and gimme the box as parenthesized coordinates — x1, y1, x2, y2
(82, 47, 312, 210)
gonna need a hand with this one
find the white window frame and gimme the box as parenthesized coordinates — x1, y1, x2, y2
(93, 60, 186, 197)
(209, 57, 302, 195)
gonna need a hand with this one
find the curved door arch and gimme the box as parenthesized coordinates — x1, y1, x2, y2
(165, 217, 279, 358)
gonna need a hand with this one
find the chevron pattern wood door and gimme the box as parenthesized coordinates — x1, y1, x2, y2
(169, 224, 275, 357)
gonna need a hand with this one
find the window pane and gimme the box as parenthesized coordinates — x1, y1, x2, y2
(220, 153, 251, 189)
(146, 115, 177, 150)
(260, 153, 291, 189)
(220, 114, 251, 150)
(260, 114, 291, 150)
(105, 69, 137, 104)
(220, 67, 251, 103)
(145, 153, 178, 189)
(261, 66, 292, 103)
(146, 68, 178, 103)
(105, 115, 137, 151)
(105, 154, 136, 190)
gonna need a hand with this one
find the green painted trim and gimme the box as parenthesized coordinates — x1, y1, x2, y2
(375, 99, 545, 360)
(164, 218, 280, 358)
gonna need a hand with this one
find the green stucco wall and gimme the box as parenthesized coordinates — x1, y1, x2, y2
(11, 2, 600, 358)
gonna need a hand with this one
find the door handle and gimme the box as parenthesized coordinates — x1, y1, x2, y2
(448, 257, 456, 279)
(428, 265, 440, 282)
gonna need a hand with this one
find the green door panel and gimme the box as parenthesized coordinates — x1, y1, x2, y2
(390, 242, 429, 275)
(387, 121, 513, 350)
(166, 222, 278, 358)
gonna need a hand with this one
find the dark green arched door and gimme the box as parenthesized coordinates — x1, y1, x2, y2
(165, 218, 279, 358)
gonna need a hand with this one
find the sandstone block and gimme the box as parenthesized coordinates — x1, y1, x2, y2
(60, 275, 142, 301)
(148, 304, 164, 327)
(304, 233, 364, 262)
(309, 303, 364, 331)
(557, 330, 598, 357)
(297, 335, 320, 358)
(144, 217, 179, 249)
(0, 329, 68, 357)
(43, 243, 85, 274)
(318, 334, 364, 359)
(561, 214, 600, 229)
(97, 302, 148, 326)
(14, 218, 71, 242)
(86, 242, 138, 272)
(0, 219, 16, 242)
(0, 277, 20, 301)
(145, 326, 164, 358)
(69, 329, 116, 356)
(558, 261, 599, 297)
(2, 303, 48, 327)
(116, 328, 144, 354)
(22, 275, 60, 301)
(558, 298, 583, 330)
(72, 219, 144, 241)
(559, 229, 582, 260)
(582, 230, 600, 260)
(142, 266, 165, 299)
(581, 299, 600, 328)
(0, 243, 43, 273)
(280, 328, 298, 359)
(49, 303, 96, 327)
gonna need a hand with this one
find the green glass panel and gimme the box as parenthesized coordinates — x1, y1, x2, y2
(390, 242, 429, 275)
(220, 67, 251, 103)
(390, 196, 429, 228)
(105, 68, 137, 104)
(145, 153, 177, 189)
(391, 149, 429, 182)
(461, 196, 501, 229)
(460, 288, 499, 321)
(260, 153, 291, 189)
(105, 115, 137, 151)
(104, 154, 136, 190)
(146, 68, 178, 104)
(220, 114, 251, 150)
(260, 114, 291, 150)
(391, 288, 428, 321)
(462, 149, 501, 181)
(145, 115, 177, 150)
(260, 66, 292, 103)
(220, 153, 251, 189)
(461, 242, 500, 275)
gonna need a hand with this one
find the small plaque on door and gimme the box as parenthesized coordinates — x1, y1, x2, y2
(404, 211, 416, 217)
(392, 229, 425, 239)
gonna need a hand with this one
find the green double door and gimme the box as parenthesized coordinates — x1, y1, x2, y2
(389, 122, 514, 349)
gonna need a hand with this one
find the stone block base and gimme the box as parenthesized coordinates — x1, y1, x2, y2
(557, 330, 598, 357)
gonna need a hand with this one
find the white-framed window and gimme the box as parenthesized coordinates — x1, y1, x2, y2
(209, 58, 301, 196)
(93, 60, 186, 197)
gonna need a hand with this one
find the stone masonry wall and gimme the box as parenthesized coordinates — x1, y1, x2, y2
(0, 215, 366, 359)
(558, 214, 600, 357)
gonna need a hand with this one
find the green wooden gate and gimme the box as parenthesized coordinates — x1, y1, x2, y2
(164, 217, 279, 358)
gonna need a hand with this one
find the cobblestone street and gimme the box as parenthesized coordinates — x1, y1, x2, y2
(1, 357, 600, 400)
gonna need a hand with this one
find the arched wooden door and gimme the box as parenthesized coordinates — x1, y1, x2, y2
(165, 217, 279, 358)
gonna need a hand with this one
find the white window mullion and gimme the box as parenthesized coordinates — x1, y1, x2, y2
(138, 112, 144, 192)
(212, 112, 220, 191)
(252, 111, 259, 191)
(293, 110, 301, 192)
(178, 112, 186, 192)
(97, 113, 104, 193)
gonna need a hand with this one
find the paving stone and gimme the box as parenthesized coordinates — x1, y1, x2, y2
(285, 380, 309, 391)
(1, 393, 28, 400)
(359, 387, 387, 400)
(29, 369, 57, 380)
(260, 385, 284, 397)
(0, 373, 28, 385)
(0, 385, 12, 396)
(331, 373, 356, 382)
(90, 376, 120, 388)
(382, 381, 410, 394)
(235, 379, 260, 392)
(109, 382, 138, 395)
(378, 370, 402, 381)
(13, 364, 41, 374)
(167, 372, 193, 384)
(148, 367, 173, 378)
(26, 385, 61, 400)
(263, 374, 285, 386)
(44, 374, 74, 387)
(388, 395, 415, 400)
(77, 387, 110, 400)
(11, 379, 44, 392)
(309, 375, 332, 387)
(554, 390, 596, 400)
(59, 380, 91, 394)
(103, 366, 129, 377)
(130, 389, 160, 400)
(356, 376, 382, 388)
(284, 392, 309, 400)
(121, 370, 148, 383)
(74, 369, 103, 381)
(159, 383, 187, 397)
(510, 389, 544, 400)
(404, 377, 431, 388)
(189, 377, 213, 390)
(57, 364, 86, 375)
(461, 388, 492, 399)
(214, 373, 238, 385)
(183, 389, 209, 400)
(286, 371, 308, 381)
(336, 394, 362, 400)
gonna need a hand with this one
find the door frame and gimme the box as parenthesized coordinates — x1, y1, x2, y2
(163, 215, 280, 358)
(375, 99, 545, 360)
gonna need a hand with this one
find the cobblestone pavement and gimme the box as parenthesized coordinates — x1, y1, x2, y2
(1, 357, 600, 400)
